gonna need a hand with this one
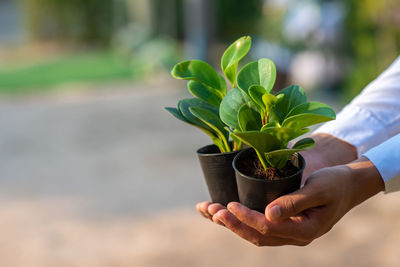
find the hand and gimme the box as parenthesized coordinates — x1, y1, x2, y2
(211, 157, 384, 246)
(299, 133, 357, 181)
(196, 133, 357, 220)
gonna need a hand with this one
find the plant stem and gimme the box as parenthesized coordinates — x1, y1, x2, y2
(255, 150, 268, 170)
(222, 136, 231, 153)
(233, 140, 242, 151)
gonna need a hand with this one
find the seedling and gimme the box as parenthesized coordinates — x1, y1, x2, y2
(220, 58, 336, 170)
(166, 35, 336, 171)
(165, 36, 252, 153)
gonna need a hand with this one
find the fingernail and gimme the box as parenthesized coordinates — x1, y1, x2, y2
(268, 205, 281, 220)
(226, 202, 236, 211)
(215, 219, 225, 227)
(214, 212, 225, 224)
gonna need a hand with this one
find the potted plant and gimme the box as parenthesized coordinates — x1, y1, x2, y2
(165, 36, 252, 205)
(219, 58, 336, 212)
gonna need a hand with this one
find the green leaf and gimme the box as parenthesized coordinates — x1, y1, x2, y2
(237, 61, 258, 93)
(232, 131, 281, 169)
(237, 58, 276, 94)
(165, 107, 192, 124)
(292, 137, 315, 150)
(269, 85, 307, 123)
(258, 58, 277, 93)
(219, 87, 253, 130)
(171, 60, 226, 93)
(264, 138, 315, 169)
(238, 104, 262, 131)
(248, 84, 280, 117)
(178, 98, 218, 131)
(221, 36, 252, 86)
(282, 102, 336, 129)
(248, 85, 267, 112)
(264, 150, 292, 169)
(264, 151, 291, 169)
(260, 127, 310, 147)
(189, 107, 229, 140)
(189, 107, 230, 152)
(276, 93, 284, 102)
(261, 121, 280, 129)
(262, 94, 279, 114)
(285, 101, 336, 118)
(217, 74, 228, 95)
(187, 81, 223, 107)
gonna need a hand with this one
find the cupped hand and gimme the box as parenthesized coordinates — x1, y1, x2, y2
(195, 133, 359, 240)
(211, 158, 383, 246)
(196, 133, 350, 220)
(194, 156, 326, 233)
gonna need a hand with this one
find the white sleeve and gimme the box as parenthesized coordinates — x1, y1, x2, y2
(314, 56, 400, 193)
(363, 134, 400, 193)
(315, 56, 400, 155)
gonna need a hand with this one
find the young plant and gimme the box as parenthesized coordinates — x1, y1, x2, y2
(221, 58, 336, 170)
(165, 36, 252, 153)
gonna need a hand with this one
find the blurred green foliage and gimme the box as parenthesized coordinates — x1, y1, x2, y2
(344, 0, 400, 99)
(6, 0, 180, 93)
(113, 23, 181, 78)
(13, 0, 400, 98)
(215, 0, 263, 41)
(19, 0, 126, 45)
(150, 0, 184, 39)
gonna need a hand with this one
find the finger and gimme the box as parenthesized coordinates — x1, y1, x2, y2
(196, 201, 212, 220)
(226, 201, 318, 241)
(211, 213, 226, 226)
(263, 207, 326, 241)
(207, 203, 225, 216)
(266, 214, 311, 237)
(226, 202, 268, 234)
(265, 181, 327, 222)
(214, 210, 308, 246)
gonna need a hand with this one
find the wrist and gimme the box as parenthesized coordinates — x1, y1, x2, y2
(345, 157, 385, 208)
(309, 133, 357, 167)
(299, 133, 358, 178)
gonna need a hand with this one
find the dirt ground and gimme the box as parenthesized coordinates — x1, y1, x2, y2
(0, 80, 399, 267)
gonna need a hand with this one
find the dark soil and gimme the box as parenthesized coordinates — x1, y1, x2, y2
(240, 153, 300, 180)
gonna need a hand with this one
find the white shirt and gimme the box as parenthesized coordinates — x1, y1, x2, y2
(315, 57, 400, 193)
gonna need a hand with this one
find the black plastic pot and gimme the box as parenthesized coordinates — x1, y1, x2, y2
(233, 148, 305, 212)
(197, 144, 240, 206)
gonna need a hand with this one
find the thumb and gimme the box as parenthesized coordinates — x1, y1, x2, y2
(265, 182, 324, 221)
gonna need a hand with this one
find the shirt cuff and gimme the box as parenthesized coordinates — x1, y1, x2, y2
(363, 134, 400, 193)
(314, 105, 388, 157)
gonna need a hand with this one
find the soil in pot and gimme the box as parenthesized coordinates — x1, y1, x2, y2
(233, 148, 305, 212)
(240, 151, 299, 180)
(197, 144, 240, 206)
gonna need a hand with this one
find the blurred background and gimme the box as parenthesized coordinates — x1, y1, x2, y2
(0, 0, 400, 266)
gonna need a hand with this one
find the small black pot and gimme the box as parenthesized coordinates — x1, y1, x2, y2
(197, 144, 240, 206)
(233, 148, 305, 212)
